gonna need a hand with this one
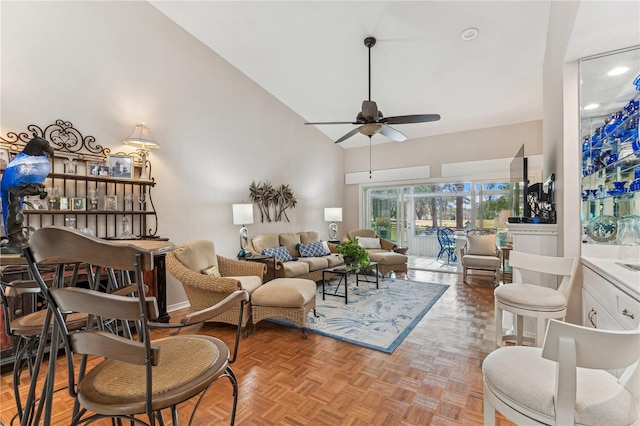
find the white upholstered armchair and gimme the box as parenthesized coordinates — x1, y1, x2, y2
(460, 229, 500, 284)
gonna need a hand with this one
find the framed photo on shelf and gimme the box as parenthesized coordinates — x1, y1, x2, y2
(87, 162, 111, 177)
(0, 148, 9, 171)
(59, 197, 70, 211)
(23, 196, 48, 210)
(104, 195, 117, 211)
(108, 155, 134, 179)
(72, 197, 86, 211)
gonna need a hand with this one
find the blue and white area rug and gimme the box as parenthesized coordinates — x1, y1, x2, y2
(273, 277, 449, 353)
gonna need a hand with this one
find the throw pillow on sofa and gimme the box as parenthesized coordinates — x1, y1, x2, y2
(357, 237, 382, 249)
(296, 241, 330, 257)
(262, 245, 294, 262)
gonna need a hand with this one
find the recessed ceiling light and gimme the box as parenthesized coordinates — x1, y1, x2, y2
(461, 27, 479, 41)
(583, 103, 600, 110)
(607, 66, 629, 76)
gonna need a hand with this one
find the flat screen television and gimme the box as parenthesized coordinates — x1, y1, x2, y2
(541, 173, 555, 204)
(509, 145, 529, 219)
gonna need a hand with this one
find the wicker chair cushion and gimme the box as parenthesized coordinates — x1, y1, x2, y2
(251, 233, 279, 254)
(466, 234, 497, 256)
(228, 275, 262, 294)
(368, 252, 408, 265)
(172, 240, 217, 272)
(251, 278, 316, 308)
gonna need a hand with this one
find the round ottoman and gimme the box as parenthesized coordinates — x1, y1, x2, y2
(250, 278, 317, 338)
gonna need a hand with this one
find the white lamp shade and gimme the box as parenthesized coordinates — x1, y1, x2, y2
(124, 123, 159, 149)
(233, 204, 254, 225)
(324, 207, 342, 222)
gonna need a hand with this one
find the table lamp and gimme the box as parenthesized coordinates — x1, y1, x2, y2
(233, 203, 254, 252)
(123, 123, 159, 181)
(324, 207, 342, 240)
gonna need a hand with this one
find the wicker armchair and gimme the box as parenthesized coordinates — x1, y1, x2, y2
(344, 229, 408, 275)
(166, 240, 265, 330)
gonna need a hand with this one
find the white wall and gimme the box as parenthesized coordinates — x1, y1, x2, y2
(0, 1, 344, 307)
(542, 1, 580, 263)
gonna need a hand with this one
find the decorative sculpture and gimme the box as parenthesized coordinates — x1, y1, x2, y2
(249, 180, 297, 222)
(1, 136, 54, 253)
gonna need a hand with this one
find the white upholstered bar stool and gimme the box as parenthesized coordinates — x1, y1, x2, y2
(494, 250, 578, 347)
(483, 319, 640, 426)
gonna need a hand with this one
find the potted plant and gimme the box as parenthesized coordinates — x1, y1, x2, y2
(337, 238, 369, 272)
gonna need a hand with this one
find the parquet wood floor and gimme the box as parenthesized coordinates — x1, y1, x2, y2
(0, 270, 514, 425)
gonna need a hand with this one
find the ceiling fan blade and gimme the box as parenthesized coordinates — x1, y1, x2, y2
(379, 124, 407, 142)
(305, 121, 356, 125)
(335, 128, 360, 144)
(361, 100, 378, 121)
(381, 114, 441, 125)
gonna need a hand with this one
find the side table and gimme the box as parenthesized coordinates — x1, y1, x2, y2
(237, 254, 276, 282)
(499, 246, 513, 283)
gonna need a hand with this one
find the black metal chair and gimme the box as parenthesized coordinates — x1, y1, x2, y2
(0, 269, 88, 425)
(436, 228, 457, 263)
(22, 226, 249, 426)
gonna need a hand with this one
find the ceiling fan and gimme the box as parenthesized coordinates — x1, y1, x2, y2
(305, 36, 441, 144)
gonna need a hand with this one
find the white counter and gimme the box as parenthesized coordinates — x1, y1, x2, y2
(581, 256, 640, 300)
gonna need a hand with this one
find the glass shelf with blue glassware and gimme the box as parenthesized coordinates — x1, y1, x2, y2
(581, 95, 640, 201)
(580, 46, 640, 245)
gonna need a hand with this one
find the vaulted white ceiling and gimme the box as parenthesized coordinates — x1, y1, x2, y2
(150, 1, 640, 149)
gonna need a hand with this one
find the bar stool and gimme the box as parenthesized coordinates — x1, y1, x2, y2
(494, 250, 578, 347)
(0, 277, 87, 423)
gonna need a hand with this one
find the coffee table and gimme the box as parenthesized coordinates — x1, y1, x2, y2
(321, 262, 379, 304)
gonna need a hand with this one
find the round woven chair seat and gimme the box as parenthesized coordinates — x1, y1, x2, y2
(12, 310, 87, 336)
(78, 335, 229, 414)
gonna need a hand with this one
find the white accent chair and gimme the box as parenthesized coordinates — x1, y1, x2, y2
(494, 250, 578, 347)
(483, 319, 640, 426)
(460, 229, 500, 284)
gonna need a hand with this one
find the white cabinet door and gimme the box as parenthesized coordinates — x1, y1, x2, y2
(582, 288, 624, 331)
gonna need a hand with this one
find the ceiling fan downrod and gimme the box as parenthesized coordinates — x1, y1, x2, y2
(364, 37, 376, 102)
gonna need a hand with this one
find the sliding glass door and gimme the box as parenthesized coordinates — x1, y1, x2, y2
(364, 180, 509, 256)
(367, 188, 401, 243)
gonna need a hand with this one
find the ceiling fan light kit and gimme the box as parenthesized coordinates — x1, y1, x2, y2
(305, 36, 441, 145)
(358, 123, 382, 136)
